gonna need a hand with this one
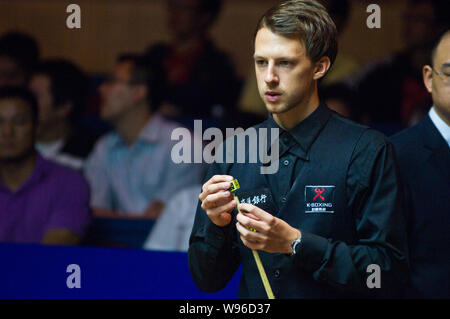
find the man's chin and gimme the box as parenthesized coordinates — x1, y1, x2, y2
(265, 103, 290, 115)
(0, 149, 36, 163)
(100, 112, 118, 125)
(100, 106, 127, 125)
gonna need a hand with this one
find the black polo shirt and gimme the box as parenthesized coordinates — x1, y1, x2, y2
(188, 104, 408, 298)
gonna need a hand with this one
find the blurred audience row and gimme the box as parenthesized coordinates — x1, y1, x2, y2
(0, 0, 449, 252)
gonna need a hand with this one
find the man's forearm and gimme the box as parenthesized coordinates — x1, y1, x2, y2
(293, 231, 408, 296)
(42, 229, 81, 245)
(188, 221, 240, 292)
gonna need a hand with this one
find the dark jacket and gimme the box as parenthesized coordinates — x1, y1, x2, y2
(391, 115, 450, 298)
(189, 104, 408, 298)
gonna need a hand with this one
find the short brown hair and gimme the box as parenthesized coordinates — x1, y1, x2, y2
(255, 0, 338, 67)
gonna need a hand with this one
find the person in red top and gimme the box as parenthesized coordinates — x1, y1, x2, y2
(145, 0, 241, 121)
(356, 0, 449, 134)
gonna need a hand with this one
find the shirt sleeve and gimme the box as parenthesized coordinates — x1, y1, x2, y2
(143, 185, 200, 252)
(45, 170, 92, 236)
(187, 161, 241, 293)
(83, 138, 113, 210)
(292, 129, 409, 296)
(153, 135, 206, 204)
(153, 158, 205, 204)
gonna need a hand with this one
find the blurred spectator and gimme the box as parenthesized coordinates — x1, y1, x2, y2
(145, 0, 241, 120)
(237, 69, 267, 117)
(320, 83, 357, 120)
(143, 184, 201, 251)
(0, 32, 40, 87)
(356, 0, 450, 133)
(319, 0, 360, 86)
(29, 59, 99, 170)
(391, 30, 450, 298)
(84, 54, 205, 219)
(0, 86, 91, 244)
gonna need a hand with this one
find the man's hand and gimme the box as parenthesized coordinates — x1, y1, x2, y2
(199, 175, 236, 227)
(92, 208, 122, 218)
(236, 203, 301, 254)
(42, 229, 81, 246)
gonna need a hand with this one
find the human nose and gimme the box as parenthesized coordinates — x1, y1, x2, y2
(264, 61, 279, 84)
(0, 121, 14, 138)
(99, 80, 110, 95)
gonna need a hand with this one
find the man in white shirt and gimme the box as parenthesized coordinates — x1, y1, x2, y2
(391, 30, 450, 298)
(84, 54, 205, 219)
(143, 185, 201, 251)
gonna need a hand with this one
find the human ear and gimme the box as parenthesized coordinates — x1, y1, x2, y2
(313, 56, 331, 81)
(422, 65, 433, 94)
(57, 102, 73, 120)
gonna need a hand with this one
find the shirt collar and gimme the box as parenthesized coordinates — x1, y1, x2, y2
(266, 103, 331, 160)
(111, 114, 165, 147)
(429, 106, 450, 148)
(0, 153, 48, 194)
(35, 139, 64, 157)
(138, 113, 165, 143)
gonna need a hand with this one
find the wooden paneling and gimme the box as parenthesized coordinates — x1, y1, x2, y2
(0, 0, 407, 77)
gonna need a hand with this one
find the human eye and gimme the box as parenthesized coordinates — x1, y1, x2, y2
(438, 63, 450, 75)
(255, 59, 267, 67)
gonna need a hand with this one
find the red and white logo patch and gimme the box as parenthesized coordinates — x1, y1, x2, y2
(304, 185, 335, 213)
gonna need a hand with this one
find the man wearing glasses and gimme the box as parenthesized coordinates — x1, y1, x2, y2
(392, 30, 450, 298)
(84, 54, 204, 220)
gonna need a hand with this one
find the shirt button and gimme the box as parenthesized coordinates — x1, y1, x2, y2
(283, 160, 289, 166)
(281, 197, 287, 203)
(274, 269, 280, 278)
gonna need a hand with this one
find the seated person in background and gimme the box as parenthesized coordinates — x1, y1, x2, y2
(320, 83, 358, 121)
(84, 54, 205, 219)
(391, 30, 450, 298)
(0, 32, 40, 88)
(318, 0, 360, 86)
(0, 86, 91, 245)
(29, 59, 99, 170)
(143, 184, 201, 252)
(356, 0, 449, 132)
(145, 0, 240, 120)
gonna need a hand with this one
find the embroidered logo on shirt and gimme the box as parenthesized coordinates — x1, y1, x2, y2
(304, 185, 335, 213)
(236, 188, 278, 215)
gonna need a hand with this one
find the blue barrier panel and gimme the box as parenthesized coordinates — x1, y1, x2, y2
(0, 243, 240, 299)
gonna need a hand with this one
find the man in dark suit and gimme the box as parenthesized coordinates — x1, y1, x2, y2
(391, 30, 450, 298)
